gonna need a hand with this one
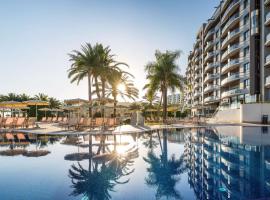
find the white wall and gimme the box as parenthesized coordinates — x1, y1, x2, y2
(209, 108, 241, 123)
(240, 103, 270, 123)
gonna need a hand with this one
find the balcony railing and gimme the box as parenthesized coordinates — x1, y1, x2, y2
(221, 43, 240, 61)
(221, 73, 241, 86)
(205, 29, 215, 41)
(204, 85, 219, 93)
(205, 52, 215, 62)
(204, 73, 219, 83)
(221, 88, 248, 98)
(205, 41, 214, 51)
(221, 28, 240, 48)
(222, 13, 240, 35)
(221, 0, 240, 23)
(204, 63, 216, 72)
(221, 58, 241, 74)
(265, 55, 270, 67)
(195, 73, 202, 80)
(266, 34, 270, 46)
(194, 91, 202, 98)
(204, 96, 219, 103)
(266, 12, 270, 26)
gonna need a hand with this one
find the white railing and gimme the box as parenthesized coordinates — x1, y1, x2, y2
(221, 28, 240, 47)
(221, 58, 240, 73)
(221, 73, 241, 85)
(204, 96, 219, 103)
(266, 12, 270, 23)
(221, 88, 248, 98)
(266, 34, 270, 44)
(265, 55, 270, 65)
(222, 13, 239, 35)
(221, 0, 239, 22)
(204, 85, 219, 93)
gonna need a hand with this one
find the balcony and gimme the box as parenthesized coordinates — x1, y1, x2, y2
(195, 73, 202, 80)
(265, 55, 270, 67)
(221, 28, 240, 49)
(266, 12, 270, 26)
(194, 56, 200, 64)
(221, 0, 240, 23)
(221, 13, 240, 37)
(204, 73, 219, 84)
(195, 65, 201, 72)
(204, 63, 217, 73)
(266, 76, 270, 88)
(194, 91, 202, 98)
(204, 96, 220, 104)
(266, 0, 270, 6)
(266, 33, 270, 47)
(204, 85, 219, 93)
(221, 58, 241, 74)
(204, 52, 215, 63)
(205, 41, 214, 51)
(221, 43, 240, 62)
(221, 73, 241, 86)
(194, 82, 202, 89)
(221, 88, 248, 99)
(205, 29, 215, 42)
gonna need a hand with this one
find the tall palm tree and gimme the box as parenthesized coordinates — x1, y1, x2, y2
(106, 69, 139, 117)
(145, 50, 184, 123)
(68, 43, 98, 117)
(48, 97, 61, 108)
(34, 93, 49, 101)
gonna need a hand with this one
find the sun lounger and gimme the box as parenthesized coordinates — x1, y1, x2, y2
(52, 117, 58, 123)
(16, 133, 26, 141)
(77, 118, 92, 130)
(93, 118, 106, 128)
(4, 118, 16, 128)
(57, 117, 63, 122)
(41, 117, 47, 122)
(63, 118, 78, 130)
(106, 118, 119, 129)
(46, 117, 52, 123)
(26, 118, 36, 128)
(14, 117, 26, 128)
(5, 133, 14, 140)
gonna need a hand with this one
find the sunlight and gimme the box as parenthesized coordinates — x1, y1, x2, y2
(117, 83, 126, 92)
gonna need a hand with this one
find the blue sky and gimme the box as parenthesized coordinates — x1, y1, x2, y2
(0, 0, 220, 100)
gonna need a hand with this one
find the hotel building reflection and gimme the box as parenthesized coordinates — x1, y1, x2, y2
(185, 126, 270, 199)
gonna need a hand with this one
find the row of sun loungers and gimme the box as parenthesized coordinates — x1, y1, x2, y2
(41, 117, 65, 123)
(0, 117, 36, 129)
(59, 117, 120, 130)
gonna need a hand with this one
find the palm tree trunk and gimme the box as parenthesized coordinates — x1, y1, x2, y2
(94, 77, 101, 99)
(101, 79, 105, 117)
(88, 72, 92, 117)
(113, 96, 117, 118)
(162, 87, 167, 124)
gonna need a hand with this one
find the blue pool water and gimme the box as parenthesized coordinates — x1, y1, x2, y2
(0, 126, 270, 199)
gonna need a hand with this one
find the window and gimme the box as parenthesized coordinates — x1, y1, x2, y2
(243, 30, 249, 41)
(243, 0, 248, 9)
(243, 14, 249, 25)
(243, 62, 250, 73)
(244, 46, 249, 57)
(244, 79, 250, 89)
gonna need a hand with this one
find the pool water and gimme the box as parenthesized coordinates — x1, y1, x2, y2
(0, 126, 270, 200)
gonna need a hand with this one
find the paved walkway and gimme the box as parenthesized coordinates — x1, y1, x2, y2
(1, 122, 270, 135)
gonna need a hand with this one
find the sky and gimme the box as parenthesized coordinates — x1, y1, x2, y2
(0, 0, 220, 101)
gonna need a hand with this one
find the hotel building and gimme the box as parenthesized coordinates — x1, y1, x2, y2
(185, 0, 270, 116)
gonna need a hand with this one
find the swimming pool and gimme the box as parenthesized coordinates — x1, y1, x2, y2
(0, 126, 270, 199)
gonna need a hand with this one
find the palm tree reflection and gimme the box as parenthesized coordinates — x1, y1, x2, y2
(144, 130, 186, 200)
(68, 133, 138, 200)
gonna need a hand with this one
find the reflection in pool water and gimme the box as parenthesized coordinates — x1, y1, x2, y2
(0, 126, 270, 199)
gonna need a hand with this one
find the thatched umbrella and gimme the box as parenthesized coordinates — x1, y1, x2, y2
(38, 107, 51, 118)
(23, 100, 49, 119)
(0, 101, 28, 117)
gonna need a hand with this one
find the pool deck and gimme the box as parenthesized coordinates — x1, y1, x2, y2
(1, 122, 270, 135)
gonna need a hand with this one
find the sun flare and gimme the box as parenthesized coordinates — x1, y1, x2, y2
(117, 83, 126, 91)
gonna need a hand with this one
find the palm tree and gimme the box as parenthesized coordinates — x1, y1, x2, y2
(68, 43, 98, 117)
(34, 93, 49, 101)
(106, 69, 139, 117)
(143, 130, 187, 200)
(145, 50, 184, 123)
(48, 97, 61, 108)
